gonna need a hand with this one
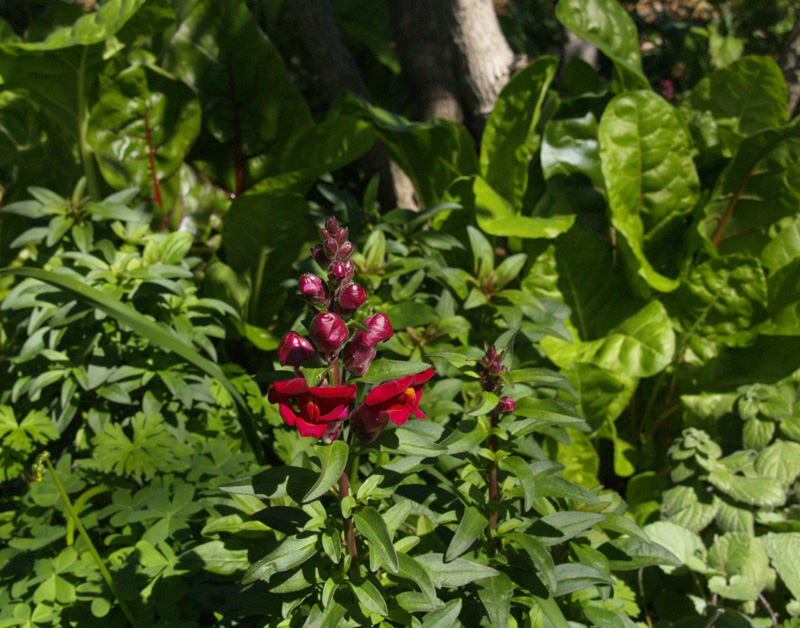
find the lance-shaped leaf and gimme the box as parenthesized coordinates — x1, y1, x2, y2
(165, 0, 313, 193)
(88, 65, 201, 201)
(555, 0, 648, 90)
(446, 175, 575, 239)
(542, 301, 676, 378)
(699, 118, 800, 255)
(354, 506, 399, 574)
(665, 254, 767, 364)
(0, 266, 266, 464)
(303, 441, 349, 503)
(599, 90, 700, 292)
(480, 57, 558, 207)
(477, 573, 513, 628)
(682, 56, 788, 156)
(445, 506, 489, 561)
(344, 95, 478, 208)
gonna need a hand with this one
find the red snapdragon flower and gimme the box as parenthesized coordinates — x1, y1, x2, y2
(350, 369, 435, 442)
(268, 378, 357, 438)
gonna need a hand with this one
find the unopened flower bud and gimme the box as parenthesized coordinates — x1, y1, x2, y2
(336, 283, 366, 315)
(498, 396, 515, 414)
(350, 403, 389, 444)
(299, 274, 328, 305)
(321, 419, 345, 444)
(278, 332, 316, 367)
(323, 238, 338, 259)
(343, 259, 355, 283)
(325, 216, 340, 237)
(360, 313, 393, 347)
(311, 244, 328, 267)
(342, 339, 376, 376)
(337, 227, 349, 245)
(328, 261, 347, 283)
(309, 312, 349, 354)
(336, 241, 354, 260)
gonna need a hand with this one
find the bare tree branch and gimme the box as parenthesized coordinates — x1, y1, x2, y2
(781, 19, 800, 117)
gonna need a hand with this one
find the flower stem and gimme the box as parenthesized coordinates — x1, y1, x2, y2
(488, 409, 499, 556)
(339, 470, 357, 560)
(43, 457, 141, 628)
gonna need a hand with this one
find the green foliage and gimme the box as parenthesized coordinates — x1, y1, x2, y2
(0, 0, 798, 626)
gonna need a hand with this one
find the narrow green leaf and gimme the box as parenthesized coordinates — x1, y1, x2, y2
(499, 456, 537, 511)
(241, 534, 317, 583)
(220, 466, 316, 502)
(423, 599, 462, 628)
(507, 533, 557, 592)
(397, 553, 438, 606)
(446, 506, 489, 561)
(477, 573, 513, 628)
(349, 575, 388, 616)
(303, 441, 349, 503)
(355, 359, 431, 384)
(354, 506, 399, 574)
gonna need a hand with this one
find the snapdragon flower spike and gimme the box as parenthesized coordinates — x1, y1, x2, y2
(278, 332, 317, 367)
(477, 344, 507, 393)
(309, 312, 349, 355)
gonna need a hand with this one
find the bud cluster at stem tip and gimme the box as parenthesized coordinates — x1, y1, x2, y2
(269, 216, 422, 444)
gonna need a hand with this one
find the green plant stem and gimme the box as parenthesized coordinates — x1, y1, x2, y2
(758, 592, 778, 626)
(77, 47, 100, 202)
(45, 458, 140, 628)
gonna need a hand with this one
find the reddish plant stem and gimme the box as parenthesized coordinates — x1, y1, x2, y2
(142, 104, 162, 211)
(227, 65, 244, 196)
(339, 470, 357, 560)
(710, 170, 753, 248)
(488, 409, 499, 556)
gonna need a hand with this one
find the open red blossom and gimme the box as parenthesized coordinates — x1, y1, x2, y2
(268, 378, 357, 438)
(350, 369, 435, 442)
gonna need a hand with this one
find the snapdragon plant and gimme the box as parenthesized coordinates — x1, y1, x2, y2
(218, 218, 677, 627)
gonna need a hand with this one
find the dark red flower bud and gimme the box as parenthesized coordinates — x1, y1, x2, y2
(350, 403, 389, 444)
(498, 396, 515, 414)
(325, 216, 340, 237)
(323, 238, 338, 259)
(299, 274, 328, 305)
(336, 241, 354, 260)
(311, 244, 328, 267)
(337, 283, 366, 314)
(321, 419, 345, 444)
(328, 261, 347, 283)
(360, 313, 393, 347)
(342, 340, 376, 376)
(343, 259, 355, 283)
(309, 312, 349, 354)
(278, 332, 317, 367)
(337, 227, 349, 245)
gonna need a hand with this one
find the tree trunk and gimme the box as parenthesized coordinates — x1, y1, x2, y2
(290, 0, 370, 102)
(389, 0, 463, 123)
(437, 0, 517, 135)
(781, 20, 800, 117)
(562, 29, 599, 73)
(289, 0, 417, 210)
